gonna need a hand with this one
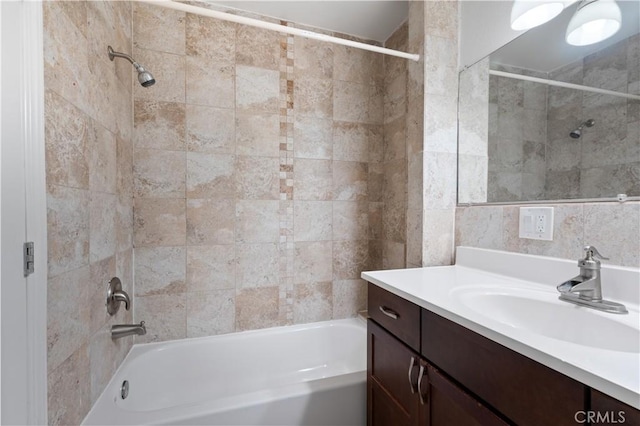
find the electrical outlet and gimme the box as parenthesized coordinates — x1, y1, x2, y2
(519, 207, 554, 241)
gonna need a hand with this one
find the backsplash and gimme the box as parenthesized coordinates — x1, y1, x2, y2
(43, 1, 134, 424)
(456, 202, 640, 268)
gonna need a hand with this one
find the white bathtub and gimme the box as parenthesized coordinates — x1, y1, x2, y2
(82, 318, 366, 425)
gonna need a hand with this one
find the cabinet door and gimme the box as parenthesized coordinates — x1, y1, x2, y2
(368, 319, 420, 426)
(419, 361, 510, 426)
(591, 389, 640, 426)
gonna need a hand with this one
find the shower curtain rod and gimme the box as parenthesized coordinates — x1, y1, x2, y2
(489, 70, 640, 101)
(139, 0, 421, 62)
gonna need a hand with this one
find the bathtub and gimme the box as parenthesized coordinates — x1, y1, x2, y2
(82, 318, 366, 425)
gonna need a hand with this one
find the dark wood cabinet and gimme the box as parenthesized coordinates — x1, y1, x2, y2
(591, 389, 640, 426)
(368, 319, 508, 426)
(367, 283, 640, 426)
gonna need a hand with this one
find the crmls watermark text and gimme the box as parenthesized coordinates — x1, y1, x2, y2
(575, 411, 626, 424)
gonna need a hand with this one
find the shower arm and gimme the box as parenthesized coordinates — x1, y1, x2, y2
(108, 46, 143, 71)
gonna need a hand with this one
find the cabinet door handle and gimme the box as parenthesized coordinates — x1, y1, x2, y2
(408, 356, 417, 394)
(378, 305, 399, 320)
(417, 364, 427, 405)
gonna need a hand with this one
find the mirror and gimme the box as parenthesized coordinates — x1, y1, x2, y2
(458, 0, 639, 205)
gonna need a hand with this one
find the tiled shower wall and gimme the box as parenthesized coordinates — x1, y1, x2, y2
(43, 1, 135, 424)
(131, 2, 385, 342)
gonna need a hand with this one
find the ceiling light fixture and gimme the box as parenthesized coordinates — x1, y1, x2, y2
(565, 0, 622, 46)
(510, 0, 566, 31)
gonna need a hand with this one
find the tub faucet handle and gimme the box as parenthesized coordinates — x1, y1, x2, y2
(106, 277, 131, 315)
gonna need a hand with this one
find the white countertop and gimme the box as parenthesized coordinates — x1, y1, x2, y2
(362, 247, 640, 409)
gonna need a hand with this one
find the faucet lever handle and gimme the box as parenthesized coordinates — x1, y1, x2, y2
(583, 245, 609, 261)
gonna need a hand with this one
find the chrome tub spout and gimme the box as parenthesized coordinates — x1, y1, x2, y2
(112, 321, 146, 340)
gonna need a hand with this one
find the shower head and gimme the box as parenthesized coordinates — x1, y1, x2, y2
(569, 119, 595, 139)
(108, 46, 156, 87)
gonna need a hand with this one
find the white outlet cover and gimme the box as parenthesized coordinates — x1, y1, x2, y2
(519, 207, 554, 241)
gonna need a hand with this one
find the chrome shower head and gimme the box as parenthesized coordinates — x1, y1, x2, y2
(569, 119, 595, 139)
(108, 46, 156, 87)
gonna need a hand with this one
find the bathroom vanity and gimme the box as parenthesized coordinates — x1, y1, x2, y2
(363, 247, 640, 426)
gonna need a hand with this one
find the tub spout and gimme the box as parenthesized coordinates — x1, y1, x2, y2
(112, 321, 146, 340)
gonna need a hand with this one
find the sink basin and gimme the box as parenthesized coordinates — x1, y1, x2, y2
(452, 286, 640, 353)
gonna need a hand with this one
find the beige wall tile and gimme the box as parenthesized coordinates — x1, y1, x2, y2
(235, 113, 280, 157)
(295, 37, 333, 80)
(186, 152, 236, 199)
(186, 57, 235, 108)
(186, 13, 235, 62)
(187, 198, 235, 245)
(48, 345, 90, 426)
(383, 240, 406, 269)
(45, 90, 90, 189)
(134, 246, 186, 296)
(236, 243, 279, 288)
(117, 135, 134, 201)
(47, 185, 90, 277)
(383, 74, 407, 125)
(134, 198, 186, 247)
(236, 200, 280, 243)
(44, 2, 90, 113)
(90, 192, 118, 263)
(369, 202, 383, 240)
(293, 282, 333, 324)
(422, 209, 455, 266)
(382, 158, 407, 205)
(332, 279, 367, 319)
(134, 149, 186, 198)
(333, 240, 369, 280)
(584, 202, 640, 267)
(293, 201, 332, 242)
(236, 26, 280, 70)
(134, 100, 186, 151)
(334, 46, 382, 85)
(333, 161, 368, 201)
(293, 159, 332, 200)
(89, 121, 118, 194)
(294, 115, 333, 160)
(236, 156, 280, 200)
(294, 241, 333, 283)
(236, 65, 279, 114)
(333, 80, 369, 124)
(88, 325, 125, 405)
(424, 0, 458, 40)
(187, 104, 235, 153)
(295, 76, 333, 119)
(455, 206, 504, 251)
(333, 201, 369, 241)
(135, 293, 187, 343)
(187, 245, 236, 292)
(133, 2, 185, 54)
(236, 287, 279, 331)
(383, 116, 406, 162)
(333, 122, 374, 163)
(47, 266, 91, 373)
(187, 290, 236, 337)
(382, 204, 406, 243)
(424, 152, 457, 209)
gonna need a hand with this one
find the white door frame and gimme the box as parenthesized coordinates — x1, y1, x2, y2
(1, 1, 48, 424)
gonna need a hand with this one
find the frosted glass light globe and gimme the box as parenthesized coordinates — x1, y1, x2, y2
(566, 0, 621, 46)
(511, 0, 565, 30)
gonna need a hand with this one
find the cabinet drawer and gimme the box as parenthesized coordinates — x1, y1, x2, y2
(368, 283, 421, 351)
(422, 309, 586, 426)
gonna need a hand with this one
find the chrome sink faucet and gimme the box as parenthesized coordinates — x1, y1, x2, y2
(557, 246, 628, 314)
